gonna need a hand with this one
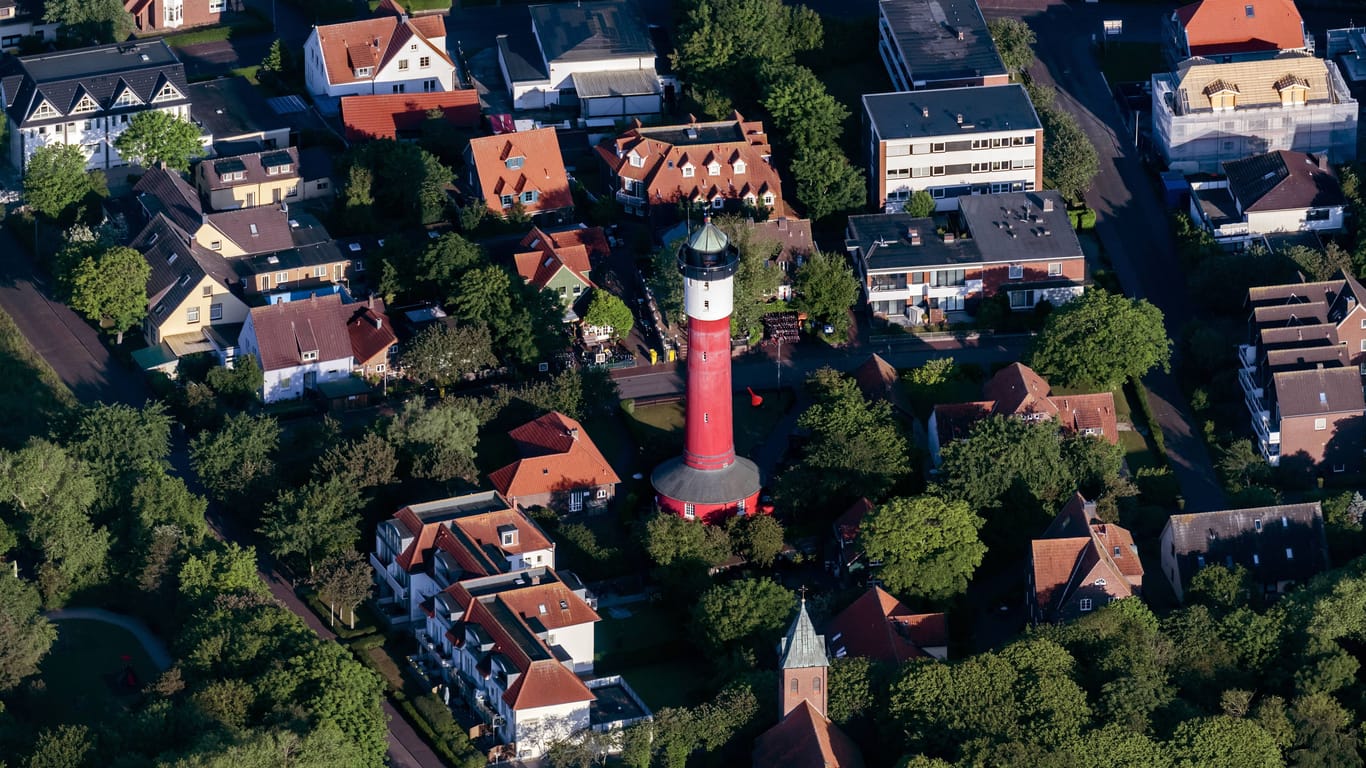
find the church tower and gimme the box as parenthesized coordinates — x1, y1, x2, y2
(778, 596, 828, 718)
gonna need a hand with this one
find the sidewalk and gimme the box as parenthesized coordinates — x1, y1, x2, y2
(46, 608, 173, 671)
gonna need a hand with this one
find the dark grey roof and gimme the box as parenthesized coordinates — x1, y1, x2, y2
(847, 191, 1082, 273)
(1273, 366, 1365, 417)
(497, 33, 550, 84)
(134, 167, 203, 234)
(1164, 503, 1329, 591)
(4, 40, 189, 128)
(1223, 150, 1346, 213)
(528, 0, 654, 63)
(779, 600, 828, 670)
(232, 239, 348, 282)
(201, 146, 301, 191)
(636, 120, 746, 146)
(878, 0, 1005, 85)
(863, 83, 1040, 140)
(571, 70, 661, 99)
(299, 146, 334, 183)
(187, 76, 289, 149)
(650, 455, 761, 505)
(133, 214, 235, 328)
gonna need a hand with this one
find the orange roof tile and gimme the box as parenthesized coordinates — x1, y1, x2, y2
(341, 91, 481, 141)
(753, 700, 865, 768)
(490, 412, 620, 499)
(496, 580, 601, 632)
(933, 364, 1118, 448)
(1030, 537, 1094, 616)
(512, 229, 596, 292)
(1176, 0, 1304, 56)
(827, 586, 946, 664)
(982, 362, 1058, 418)
(313, 16, 451, 88)
(536, 226, 610, 260)
(468, 128, 573, 216)
(345, 299, 398, 366)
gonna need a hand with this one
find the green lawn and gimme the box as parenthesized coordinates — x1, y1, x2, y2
(1098, 41, 1163, 85)
(1119, 428, 1160, 472)
(627, 389, 794, 464)
(17, 620, 158, 729)
(0, 306, 76, 449)
(594, 604, 681, 663)
(594, 604, 705, 708)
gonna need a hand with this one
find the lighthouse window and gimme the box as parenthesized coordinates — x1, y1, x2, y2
(704, 301, 710, 310)
(683, 503, 696, 520)
(704, 413, 709, 423)
(701, 352, 707, 361)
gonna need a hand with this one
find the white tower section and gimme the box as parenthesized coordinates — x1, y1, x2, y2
(683, 274, 735, 322)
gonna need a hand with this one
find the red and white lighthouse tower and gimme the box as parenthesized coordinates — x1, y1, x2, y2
(651, 219, 762, 524)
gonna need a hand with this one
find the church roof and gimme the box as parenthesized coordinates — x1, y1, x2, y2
(780, 599, 828, 669)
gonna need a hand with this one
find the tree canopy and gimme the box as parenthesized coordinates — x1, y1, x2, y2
(691, 578, 795, 655)
(65, 245, 150, 344)
(793, 252, 858, 337)
(44, 0, 132, 45)
(792, 148, 866, 221)
(113, 111, 205, 172)
(401, 323, 497, 394)
(583, 289, 634, 342)
(24, 144, 94, 220)
(988, 18, 1036, 75)
(859, 495, 986, 600)
(1040, 107, 1099, 204)
(1030, 289, 1172, 389)
(0, 573, 57, 692)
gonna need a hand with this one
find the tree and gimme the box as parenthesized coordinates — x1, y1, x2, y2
(1187, 565, 1255, 615)
(1061, 433, 1124, 499)
(259, 474, 362, 576)
(642, 513, 731, 567)
(1168, 716, 1282, 768)
(761, 65, 849, 154)
(791, 147, 866, 221)
(205, 354, 264, 407)
(388, 399, 481, 483)
(178, 541, 267, 603)
(43, 0, 131, 45)
(402, 323, 497, 395)
(715, 215, 786, 339)
(649, 237, 686, 327)
(860, 495, 986, 600)
(728, 513, 784, 568)
(1281, 242, 1353, 282)
(189, 412, 280, 505)
(690, 578, 795, 654)
(988, 18, 1036, 75)
(1040, 107, 1099, 204)
(313, 551, 374, 628)
(452, 265, 513, 327)
(1030, 289, 1171, 390)
(318, 432, 399, 490)
(23, 144, 93, 220)
(905, 189, 937, 218)
(793, 251, 858, 336)
(418, 232, 486, 303)
(0, 574, 57, 693)
(113, 111, 204, 172)
(64, 400, 173, 498)
(342, 165, 377, 233)
(583, 289, 634, 342)
(130, 472, 208, 545)
(26, 724, 93, 768)
(66, 246, 150, 344)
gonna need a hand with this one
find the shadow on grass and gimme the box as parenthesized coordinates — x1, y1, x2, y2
(0, 306, 76, 450)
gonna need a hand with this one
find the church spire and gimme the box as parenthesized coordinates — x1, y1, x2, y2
(778, 593, 828, 718)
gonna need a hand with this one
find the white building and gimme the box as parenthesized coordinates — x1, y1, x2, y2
(496, 0, 674, 117)
(304, 14, 455, 100)
(237, 293, 358, 402)
(1, 40, 196, 172)
(0, 0, 58, 52)
(863, 85, 1043, 213)
(1188, 149, 1347, 246)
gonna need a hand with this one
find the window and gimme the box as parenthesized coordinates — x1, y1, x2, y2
(1285, 547, 1294, 560)
(186, 306, 200, 323)
(683, 503, 695, 520)
(1008, 264, 1024, 279)
(355, 67, 372, 77)
(209, 0, 224, 10)
(314, 266, 327, 278)
(391, 84, 405, 94)
(259, 275, 271, 290)
(1079, 598, 1093, 612)
(1009, 290, 1034, 310)
(301, 350, 318, 362)
(71, 96, 98, 115)
(1254, 518, 1262, 531)
(1095, 578, 1107, 586)
(506, 156, 524, 170)
(734, 159, 746, 174)
(210, 241, 222, 251)
(500, 194, 514, 208)
(521, 190, 539, 204)
(1334, 463, 1346, 473)
(596, 488, 608, 499)
(422, 79, 437, 92)
(420, 56, 431, 68)
(812, 677, 821, 692)
(1253, 553, 1260, 565)
(398, 60, 409, 71)
(931, 142, 945, 153)
(931, 166, 945, 176)
(1359, 339, 1365, 352)
(375, 363, 386, 373)
(33, 100, 58, 119)
(762, 193, 775, 206)
(1048, 262, 1062, 276)
(681, 164, 695, 178)
(202, 285, 212, 298)
(712, 197, 724, 209)
(276, 271, 288, 284)
(209, 303, 223, 321)
(790, 678, 799, 692)
(707, 162, 720, 176)
(1315, 418, 1328, 431)
(1306, 208, 1331, 222)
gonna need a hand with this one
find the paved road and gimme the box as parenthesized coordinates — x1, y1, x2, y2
(46, 608, 174, 671)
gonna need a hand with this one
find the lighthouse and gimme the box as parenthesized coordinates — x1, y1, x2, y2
(651, 219, 762, 524)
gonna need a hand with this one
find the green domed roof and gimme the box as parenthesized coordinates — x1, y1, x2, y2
(687, 221, 729, 254)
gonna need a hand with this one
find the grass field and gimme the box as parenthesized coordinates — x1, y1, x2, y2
(628, 389, 795, 464)
(19, 620, 158, 729)
(0, 306, 76, 449)
(594, 604, 707, 708)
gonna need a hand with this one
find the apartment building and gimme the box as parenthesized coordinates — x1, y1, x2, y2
(877, 0, 1008, 90)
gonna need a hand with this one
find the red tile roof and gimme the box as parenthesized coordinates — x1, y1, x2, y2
(1176, 0, 1304, 56)
(932, 363, 1118, 447)
(513, 227, 597, 292)
(467, 128, 573, 216)
(313, 15, 451, 88)
(245, 293, 355, 373)
(596, 113, 786, 213)
(826, 587, 947, 664)
(341, 91, 481, 141)
(834, 498, 872, 545)
(753, 700, 865, 768)
(489, 412, 620, 500)
(344, 299, 398, 366)
(1031, 494, 1143, 622)
(535, 226, 610, 260)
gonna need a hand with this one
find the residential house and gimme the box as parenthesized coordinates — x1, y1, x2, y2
(303, 14, 455, 100)
(234, 240, 357, 300)
(237, 293, 361, 402)
(1238, 277, 1366, 467)
(928, 363, 1118, 465)
(1151, 54, 1358, 174)
(126, 0, 242, 32)
(187, 76, 291, 156)
(135, 167, 296, 257)
(1160, 502, 1329, 602)
(1169, 0, 1310, 62)
(0, 40, 195, 171)
(341, 90, 480, 141)
(863, 84, 1043, 213)
(826, 586, 948, 662)
(496, 0, 673, 116)
(1029, 493, 1144, 625)
(596, 114, 784, 222)
(1189, 150, 1347, 246)
(512, 225, 604, 313)
(832, 498, 872, 578)
(877, 0, 1008, 91)
(741, 217, 812, 300)
(466, 127, 574, 221)
(846, 191, 1085, 327)
(299, 147, 335, 200)
(196, 147, 304, 211)
(490, 411, 621, 514)
(134, 213, 249, 359)
(853, 353, 912, 414)
(371, 491, 558, 625)
(753, 600, 865, 768)
(347, 297, 397, 378)
(0, 0, 58, 53)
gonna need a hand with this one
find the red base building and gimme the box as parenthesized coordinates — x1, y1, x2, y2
(651, 220, 762, 524)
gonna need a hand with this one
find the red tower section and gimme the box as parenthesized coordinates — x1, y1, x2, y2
(651, 220, 762, 524)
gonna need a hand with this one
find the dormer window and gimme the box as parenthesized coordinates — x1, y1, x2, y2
(71, 95, 99, 115)
(681, 163, 695, 178)
(707, 161, 720, 176)
(113, 89, 141, 108)
(1203, 79, 1239, 111)
(355, 66, 372, 77)
(32, 100, 59, 119)
(734, 160, 747, 175)
(301, 350, 319, 362)
(505, 156, 524, 170)
(1274, 74, 1309, 106)
(628, 151, 645, 168)
(151, 82, 182, 103)
(762, 193, 774, 206)
(499, 525, 518, 547)
(712, 196, 724, 209)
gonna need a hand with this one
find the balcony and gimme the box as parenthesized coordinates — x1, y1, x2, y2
(369, 552, 406, 603)
(615, 189, 645, 205)
(1238, 344, 1257, 369)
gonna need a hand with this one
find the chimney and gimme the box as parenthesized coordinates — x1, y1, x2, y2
(372, 315, 383, 330)
(1043, 197, 1054, 212)
(921, 106, 929, 118)
(957, 30, 965, 40)
(908, 228, 921, 245)
(943, 232, 955, 243)
(955, 113, 963, 125)
(1348, 296, 1358, 313)
(568, 427, 579, 440)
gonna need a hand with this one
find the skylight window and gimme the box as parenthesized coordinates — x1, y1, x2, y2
(1244, 4, 1255, 16)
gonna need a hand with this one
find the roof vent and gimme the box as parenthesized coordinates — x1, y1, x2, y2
(249, 223, 259, 236)
(1320, 391, 1328, 404)
(943, 232, 955, 243)
(908, 228, 921, 245)
(140, 54, 149, 62)
(1043, 197, 1054, 212)
(349, 242, 362, 252)
(955, 113, 963, 125)
(921, 106, 929, 118)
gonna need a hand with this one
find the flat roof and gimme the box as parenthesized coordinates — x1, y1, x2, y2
(497, 33, 550, 84)
(1193, 186, 1241, 226)
(528, 0, 654, 63)
(863, 83, 1040, 140)
(407, 491, 512, 523)
(188, 76, 289, 141)
(958, 191, 1085, 263)
(846, 214, 981, 270)
(636, 120, 745, 146)
(18, 40, 180, 82)
(572, 69, 661, 99)
(878, 0, 1005, 84)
